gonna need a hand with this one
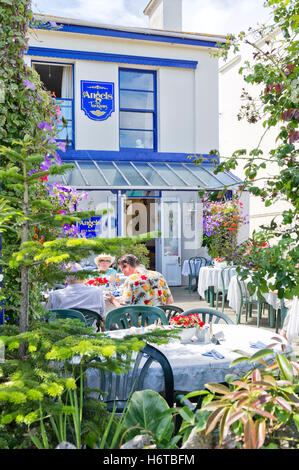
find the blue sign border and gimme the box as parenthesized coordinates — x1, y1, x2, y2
(81, 80, 115, 121)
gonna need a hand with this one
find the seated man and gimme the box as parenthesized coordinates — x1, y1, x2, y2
(108, 254, 174, 308)
(47, 263, 105, 318)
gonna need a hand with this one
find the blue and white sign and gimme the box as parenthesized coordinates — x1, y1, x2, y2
(81, 81, 115, 121)
(79, 217, 102, 238)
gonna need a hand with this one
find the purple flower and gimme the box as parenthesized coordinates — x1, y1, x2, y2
(40, 155, 53, 172)
(49, 20, 58, 28)
(57, 142, 66, 152)
(55, 152, 62, 166)
(23, 79, 36, 91)
(38, 121, 53, 132)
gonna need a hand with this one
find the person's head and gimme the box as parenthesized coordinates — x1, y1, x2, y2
(117, 254, 140, 276)
(94, 254, 115, 271)
(65, 262, 84, 283)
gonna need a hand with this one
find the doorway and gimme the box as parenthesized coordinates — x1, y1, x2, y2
(124, 198, 156, 270)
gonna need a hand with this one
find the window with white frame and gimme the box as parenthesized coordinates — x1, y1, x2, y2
(119, 69, 157, 151)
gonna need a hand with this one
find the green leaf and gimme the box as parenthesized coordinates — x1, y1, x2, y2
(124, 390, 173, 443)
(276, 353, 294, 382)
(179, 406, 195, 424)
(248, 349, 275, 363)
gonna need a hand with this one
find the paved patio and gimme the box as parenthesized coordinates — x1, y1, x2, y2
(171, 286, 299, 354)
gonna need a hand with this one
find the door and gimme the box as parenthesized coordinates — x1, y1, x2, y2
(161, 198, 181, 286)
(106, 192, 126, 237)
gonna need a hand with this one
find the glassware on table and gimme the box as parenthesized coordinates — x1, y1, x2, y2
(196, 324, 210, 344)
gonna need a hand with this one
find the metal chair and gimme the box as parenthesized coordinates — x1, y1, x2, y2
(158, 305, 184, 322)
(46, 309, 87, 324)
(87, 343, 174, 411)
(182, 307, 234, 324)
(215, 266, 236, 313)
(235, 277, 266, 327)
(187, 256, 210, 293)
(72, 307, 103, 331)
(104, 305, 168, 330)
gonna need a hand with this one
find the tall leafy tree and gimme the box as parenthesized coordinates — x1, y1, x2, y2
(197, 0, 298, 300)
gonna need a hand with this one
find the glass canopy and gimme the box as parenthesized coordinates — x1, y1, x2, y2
(49, 160, 241, 191)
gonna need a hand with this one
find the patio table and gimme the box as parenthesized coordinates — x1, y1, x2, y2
(102, 324, 289, 393)
(197, 266, 237, 305)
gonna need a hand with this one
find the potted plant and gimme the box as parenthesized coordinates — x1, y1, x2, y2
(170, 314, 205, 343)
(202, 199, 246, 264)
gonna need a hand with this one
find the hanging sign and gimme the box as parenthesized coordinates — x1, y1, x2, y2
(79, 216, 102, 238)
(81, 80, 115, 121)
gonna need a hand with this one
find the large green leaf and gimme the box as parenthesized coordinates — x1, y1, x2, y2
(124, 390, 174, 443)
(276, 353, 294, 382)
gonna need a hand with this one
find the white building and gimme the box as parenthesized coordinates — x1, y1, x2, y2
(219, 31, 290, 236)
(27, 0, 248, 285)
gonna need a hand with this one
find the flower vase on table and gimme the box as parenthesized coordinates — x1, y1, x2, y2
(212, 258, 228, 269)
(170, 313, 205, 344)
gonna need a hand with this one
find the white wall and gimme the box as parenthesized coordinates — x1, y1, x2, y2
(28, 29, 220, 155)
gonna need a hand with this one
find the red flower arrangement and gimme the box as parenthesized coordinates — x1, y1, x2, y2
(86, 277, 109, 286)
(170, 314, 205, 329)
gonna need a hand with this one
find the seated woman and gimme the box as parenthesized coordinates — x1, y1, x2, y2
(94, 253, 117, 285)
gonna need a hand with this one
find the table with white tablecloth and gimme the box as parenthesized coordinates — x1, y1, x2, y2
(197, 266, 237, 301)
(98, 324, 289, 393)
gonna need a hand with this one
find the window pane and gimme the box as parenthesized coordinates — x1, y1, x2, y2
(116, 162, 149, 186)
(98, 162, 128, 186)
(120, 90, 154, 110)
(63, 161, 85, 186)
(169, 164, 201, 186)
(150, 163, 184, 185)
(134, 163, 168, 186)
(120, 111, 153, 130)
(119, 70, 154, 91)
(120, 130, 153, 149)
(78, 161, 107, 186)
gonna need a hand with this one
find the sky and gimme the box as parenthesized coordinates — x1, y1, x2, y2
(32, 0, 272, 37)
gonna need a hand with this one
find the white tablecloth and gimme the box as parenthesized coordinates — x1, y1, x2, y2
(227, 275, 280, 313)
(102, 324, 289, 393)
(197, 266, 237, 299)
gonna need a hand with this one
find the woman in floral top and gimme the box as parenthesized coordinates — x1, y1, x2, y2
(107, 254, 173, 308)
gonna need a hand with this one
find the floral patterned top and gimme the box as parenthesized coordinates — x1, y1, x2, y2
(121, 269, 172, 306)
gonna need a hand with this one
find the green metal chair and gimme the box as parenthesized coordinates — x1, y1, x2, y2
(182, 307, 234, 324)
(46, 309, 87, 324)
(215, 266, 236, 313)
(158, 305, 184, 322)
(87, 343, 174, 411)
(187, 256, 210, 293)
(104, 305, 168, 331)
(72, 307, 103, 331)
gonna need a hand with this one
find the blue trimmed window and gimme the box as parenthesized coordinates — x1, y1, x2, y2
(119, 69, 157, 151)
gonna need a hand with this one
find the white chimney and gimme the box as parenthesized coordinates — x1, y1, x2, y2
(144, 0, 182, 31)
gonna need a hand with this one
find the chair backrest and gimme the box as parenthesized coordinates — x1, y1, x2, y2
(236, 276, 251, 301)
(188, 256, 210, 277)
(182, 307, 234, 324)
(158, 305, 184, 321)
(87, 343, 174, 410)
(104, 305, 168, 331)
(72, 308, 103, 329)
(46, 309, 87, 324)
